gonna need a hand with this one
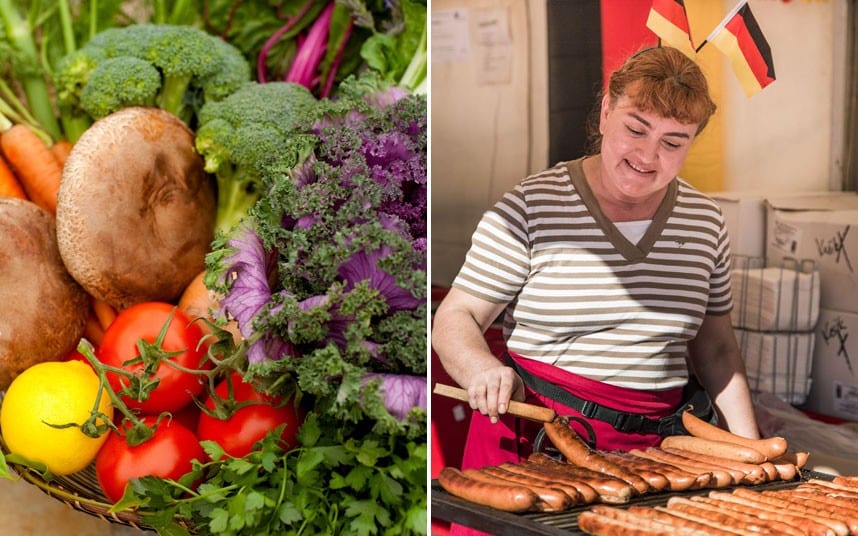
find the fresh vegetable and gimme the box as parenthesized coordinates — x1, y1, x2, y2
(193, 81, 318, 235)
(0, 152, 24, 199)
(0, 121, 63, 214)
(96, 415, 204, 504)
(360, 0, 427, 94)
(0, 0, 143, 144)
(97, 302, 211, 414)
(54, 23, 251, 133)
(178, 270, 242, 343)
(91, 297, 117, 331)
(197, 371, 303, 459)
(202, 0, 426, 97)
(56, 106, 216, 310)
(49, 139, 73, 167)
(0, 360, 113, 476)
(157, 75, 428, 534)
(0, 198, 88, 390)
(0, 0, 63, 141)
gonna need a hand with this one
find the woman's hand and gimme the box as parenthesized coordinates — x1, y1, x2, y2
(466, 365, 525, 423)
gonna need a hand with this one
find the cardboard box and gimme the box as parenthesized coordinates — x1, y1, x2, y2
(765, 193, 858, 313)
(803, 307, 858, 421)
(711, 191, 769, 259)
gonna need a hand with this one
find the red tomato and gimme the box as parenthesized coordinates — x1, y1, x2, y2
(97, 302, 211, 414)
(197, 372, 303, 459)
(96, 416, 203, 504)
(64, 348, 90, 364)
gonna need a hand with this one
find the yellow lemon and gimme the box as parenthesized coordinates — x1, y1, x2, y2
(1, 360, 114, 475)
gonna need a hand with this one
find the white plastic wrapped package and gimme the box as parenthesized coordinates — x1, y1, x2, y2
(731, 264, 820, 331)
(737, 328, 814, 405)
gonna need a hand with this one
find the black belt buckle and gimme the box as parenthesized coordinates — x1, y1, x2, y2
(580, 400, 599, 418)
(612, 412, 648, 434)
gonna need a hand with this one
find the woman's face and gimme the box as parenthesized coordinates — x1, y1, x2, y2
(598, 92, 699, 202)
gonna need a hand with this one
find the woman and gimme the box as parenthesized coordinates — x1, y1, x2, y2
(432, 46, 760, 476)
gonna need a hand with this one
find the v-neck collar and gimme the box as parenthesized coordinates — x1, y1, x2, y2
(565, 158, 678, 262)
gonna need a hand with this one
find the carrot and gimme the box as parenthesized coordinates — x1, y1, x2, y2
(83, 310, 105, 347)
(0, 123, 63, 214)
(0, 153, 26, 199)
(50, 139, 73, 168)
(91, 296, 117, 331)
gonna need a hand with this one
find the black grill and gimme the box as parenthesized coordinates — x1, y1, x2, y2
(431, 469, 833, 535)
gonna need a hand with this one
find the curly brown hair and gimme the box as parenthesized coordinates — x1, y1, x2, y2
(585, 46, 716, 155)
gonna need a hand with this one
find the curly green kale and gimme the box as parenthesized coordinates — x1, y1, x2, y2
(54, 23, 251, 139)
(195, 81, 320, 236)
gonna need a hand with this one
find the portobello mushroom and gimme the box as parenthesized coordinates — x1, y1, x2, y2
(56, 107, 216, 310)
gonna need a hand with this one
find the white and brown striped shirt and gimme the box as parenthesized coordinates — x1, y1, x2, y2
(452, 158, 733, 390)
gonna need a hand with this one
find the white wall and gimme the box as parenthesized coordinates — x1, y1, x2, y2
(718, 0, 847, 193)
(431, 0, 549, 285)
(430, 0, 850, 286)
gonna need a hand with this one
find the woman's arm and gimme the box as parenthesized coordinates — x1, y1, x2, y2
(687, 313, 760, 439)
(431, 287, 524, 423)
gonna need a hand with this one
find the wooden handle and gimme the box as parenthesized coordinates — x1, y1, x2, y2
(433, 383, 557, 423)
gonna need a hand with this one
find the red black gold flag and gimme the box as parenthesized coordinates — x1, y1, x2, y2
(646, 0, 696, 59)
(708, 1, 776, 97)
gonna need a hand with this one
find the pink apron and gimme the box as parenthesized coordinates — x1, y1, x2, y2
(450, 352, 684, 536)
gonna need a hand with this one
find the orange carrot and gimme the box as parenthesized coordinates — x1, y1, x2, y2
(0, 123, 63, 214)
(0, 153, 26, 200)
(50, 139, 73, 168)
(83, 310, 105, 347)
(91, 296, 117, 331)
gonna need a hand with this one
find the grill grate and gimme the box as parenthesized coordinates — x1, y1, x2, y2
(431, 469, 832, 535)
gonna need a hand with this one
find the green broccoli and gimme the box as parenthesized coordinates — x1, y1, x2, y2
(54, 24, 251, 140)
(194, 81, 320, 236)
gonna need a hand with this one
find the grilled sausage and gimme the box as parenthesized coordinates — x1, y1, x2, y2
(436, 466, 539, 512)
(577, 508, 675, 536)
(831, 475, 858, 490)
(605, 450, 700, 491)
(688, 496, 807, 536)
(667, 496, 802, 536)
(704, 491, 837, 536)
(542, 419, 650, 494)
(522, 457, 633, 504)
(579, 505, 721, 535)
(762, 489, 858, 534)
(498, 461, 600, 504)
(660, 446, 767, 485)
(680, 410, 788, 460)
(805, 478, 858, 498)
(472, 466, 576, 511)
(627, 448, 714, 489)
(660, 435, 767, 464)
(599, 451, 670, 492)
(730, 488, 849, 536)
(636, 447, 732, 488)
(626, 505, 739, 536)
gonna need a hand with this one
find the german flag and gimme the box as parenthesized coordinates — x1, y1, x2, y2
(708, 2, 775, 97)
(646, 0, 696, 59)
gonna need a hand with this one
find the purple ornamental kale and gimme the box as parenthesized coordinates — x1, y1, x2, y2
(218, 225, 295, 364)
(337, 246, 421, 313)
(363, 373, 426, 421)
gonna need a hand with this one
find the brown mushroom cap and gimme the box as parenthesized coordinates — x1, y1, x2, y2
(56, 107, 216, 310)
(0, 198, 89, 389)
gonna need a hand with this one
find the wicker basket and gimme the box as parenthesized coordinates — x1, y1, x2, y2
(8, 461, 161, 531)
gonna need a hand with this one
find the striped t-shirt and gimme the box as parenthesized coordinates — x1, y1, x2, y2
(451, 158, 734, 390)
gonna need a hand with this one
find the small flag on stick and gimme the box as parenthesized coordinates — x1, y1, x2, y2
(705, 1, 775, 97)
(646, 0, 697, 59)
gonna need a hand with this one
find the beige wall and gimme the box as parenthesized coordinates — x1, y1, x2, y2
(431, 0, 548, 285)
(430, 0, 849, 286)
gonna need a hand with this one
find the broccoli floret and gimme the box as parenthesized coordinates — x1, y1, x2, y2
(79, 57, 160, 119)
(195, 81, 320, 236)
(54, 24, 251, 138)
